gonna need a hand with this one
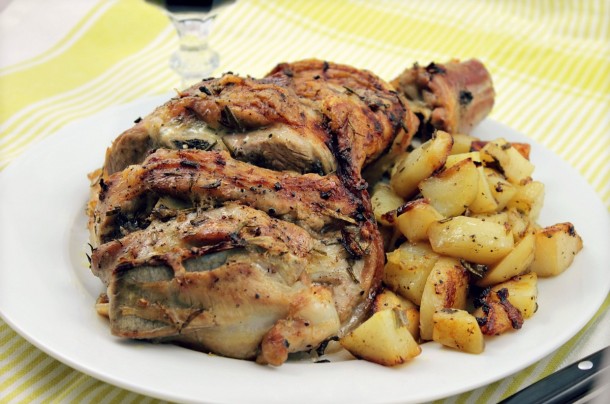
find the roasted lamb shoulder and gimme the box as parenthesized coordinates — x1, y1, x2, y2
(89, 59, 415, 365)
(88, 58, 494, 365)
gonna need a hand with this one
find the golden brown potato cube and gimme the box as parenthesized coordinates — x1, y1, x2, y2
(340, 309, 421, 366)
(390, 131, 453, 198)
(469, 166, 500, 214)
(419, 158, 479, 217)
(371, 183, 405, 226)
(428, 216, 514, 265)
(432, 309, 484, 354)
(480, 138, 534, 185)
(473, 301, 515, 336)
(445, 151, 482, 167)
(451, 133, 478, 155)
(384, 242, 440, 306)
(530, 223, 583, 277)
(373, 289, 420, 340)
(506, 180, 545, 220)
(506, 208, 536, 242)
(484, 168, 517, 210)
(489, 273, 538, 319)
(395, 199, 444, 242)
(419, 257, 469, 340)
(477, 233, 536, 287)
(471, 140, 531, 160)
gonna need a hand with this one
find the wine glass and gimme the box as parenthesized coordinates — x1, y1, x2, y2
(148, 0, 237, 88)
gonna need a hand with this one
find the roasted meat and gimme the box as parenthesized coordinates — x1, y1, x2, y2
(88, 58, 493, 365)
(391, 59, 494, 139)
(89, 59, 413, 365)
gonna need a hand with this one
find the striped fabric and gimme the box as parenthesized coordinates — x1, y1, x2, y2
(1, 0, 608, 402)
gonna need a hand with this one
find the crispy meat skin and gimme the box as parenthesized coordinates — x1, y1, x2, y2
(89, 58, 493, 365)
(93, 149, 362, 245)
(104, 60, 416, 179)
(105, 73, 334, 176)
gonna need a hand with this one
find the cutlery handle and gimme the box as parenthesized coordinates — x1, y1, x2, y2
(500, 346, 610, 404)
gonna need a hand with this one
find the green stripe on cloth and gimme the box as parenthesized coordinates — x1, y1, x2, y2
(0, 0, 170, 123)
(0, 0, 112, 76)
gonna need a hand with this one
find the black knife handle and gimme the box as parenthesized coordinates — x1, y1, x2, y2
(500, 346, 610, 404)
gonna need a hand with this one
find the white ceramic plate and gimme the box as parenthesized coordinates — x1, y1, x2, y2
(1, 96, 609, 404)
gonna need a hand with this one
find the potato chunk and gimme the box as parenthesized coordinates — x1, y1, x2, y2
(419, 258, 469, 340)
(445, 151, 482, 167)
(489, 273, 538, 319)
(419, 158, 479, 217)
(432, 309, 484, 354)
(371, 183, 405, 226)
(390, 131, 453, 198)
(480, 138, 534, 185)
(395, 199, 444, 242)
(477, 233, 535, 287)
(373, 289, 420, 340)
(469, 166, 499, 214)
(506, 180, 545, 220)
(428, 216, 514, 265)
(506, 207, 536, 242)
(530, 223, 583, 277)
(451, 133, 477, 155)
(384, 242, 440, 305)
(473, 300, 522, 336)
(340, 309, 421, 366)
(484, 168, 517, 210)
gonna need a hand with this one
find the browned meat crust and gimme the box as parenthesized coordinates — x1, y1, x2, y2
(391, 59, 495, 138)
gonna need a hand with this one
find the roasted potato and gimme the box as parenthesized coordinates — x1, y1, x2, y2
(419, 257, 469, 340)
(473, 300, 521, 336)
(450, 133, 477, 155)
(445, 151, 482, 167)
(395, 199, 444, 242)
(479, 138, 534, 185)
(506, 180, 545, 220)
(471, 140, 531, 160)
(469, 166, 500, 214)
(506, 207, 536, 242)
(390, 131, 453, 198)
(469, 211, 510, 227)
(428, 216, 514, 265)
(419, 158, 479, 217)
(484, 167, 517, 210)
(530, 223, 583, 277)
(373, 289, 420, 340)
(371, 182, 405, 226)
(384, 242, 440, 305)
(432, 308, 485, 354)
(340, 309, 421, 366)
(488, 273, 538, 319)
(477, 233, 535, 287)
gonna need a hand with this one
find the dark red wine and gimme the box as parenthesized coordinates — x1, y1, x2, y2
(147, 0, 235, 14)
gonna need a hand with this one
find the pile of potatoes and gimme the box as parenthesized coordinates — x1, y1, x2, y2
(339, 131, 583, 366)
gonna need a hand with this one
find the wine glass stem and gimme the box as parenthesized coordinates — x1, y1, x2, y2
(169, 15, 219, 88)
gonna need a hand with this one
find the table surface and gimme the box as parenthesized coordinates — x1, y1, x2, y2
(1, 0, 609, 402)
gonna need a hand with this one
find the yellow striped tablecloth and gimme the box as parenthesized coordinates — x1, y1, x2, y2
(1, 0, 608, 402)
